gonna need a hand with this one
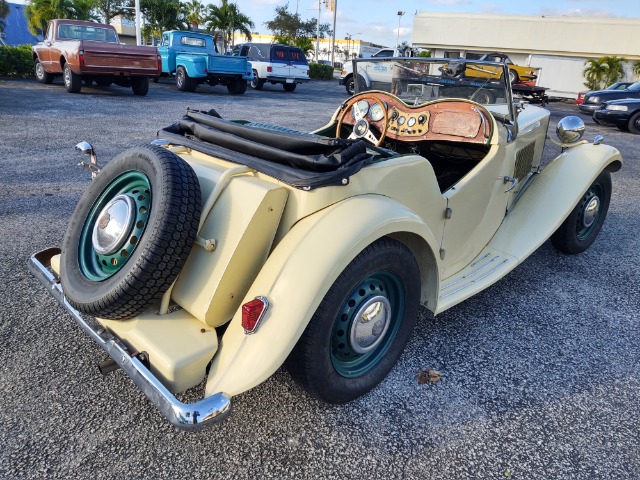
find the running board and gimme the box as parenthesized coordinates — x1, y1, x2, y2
(436, 248, 518, 314)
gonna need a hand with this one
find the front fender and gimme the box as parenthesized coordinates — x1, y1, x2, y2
(204, 194, 440, 398)
(491, 142, 622, 258)
(176, 54, 207, 78)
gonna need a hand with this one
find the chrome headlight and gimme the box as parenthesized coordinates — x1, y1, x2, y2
(556, 116, 585, 144)
(587, 96, 600, 103)
(605, 104, 628, 111)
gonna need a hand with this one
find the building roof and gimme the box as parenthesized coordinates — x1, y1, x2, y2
(2, 3, 38, 46)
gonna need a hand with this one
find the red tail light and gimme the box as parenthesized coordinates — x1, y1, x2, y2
(79, 49, 85, 68)
(242, 296, 269, 334)
(267, 66, 272, 73)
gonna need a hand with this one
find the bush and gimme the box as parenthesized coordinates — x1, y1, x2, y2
(0, 44, 34, 77)
(309, 63, 334, 80)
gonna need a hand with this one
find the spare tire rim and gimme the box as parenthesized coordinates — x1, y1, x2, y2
(331, 271, 405, 377)
(79, 171, 152, 281)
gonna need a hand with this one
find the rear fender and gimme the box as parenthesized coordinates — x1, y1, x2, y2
(204, 194, 440, 397)
(176, 54, 207, 78)
(491, 142, 622, 258)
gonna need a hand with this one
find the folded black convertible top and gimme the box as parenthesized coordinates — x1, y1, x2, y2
(158, 109, 387, 190)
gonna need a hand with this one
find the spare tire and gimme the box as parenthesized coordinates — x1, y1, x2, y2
(60, 144, 202, 320)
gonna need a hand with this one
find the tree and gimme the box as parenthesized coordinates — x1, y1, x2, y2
(25, 0, 75, 35)
(583, 56, 627, 90)
(0, 0, 9, 33)
(634, 60, 640, 79)
(93, 0, 128, 24)
(139, 0, 185, 41)
(183, 0, 204, 29)
(265, 3, 331, 44)
(205, 0, 253, 52)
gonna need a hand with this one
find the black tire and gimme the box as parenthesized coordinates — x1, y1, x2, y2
(627, 111, 640, 135)
(286, 237, 420, 403)
(345, 74, 366, 95)
(250, 70, 264, 90)
(60, 145, 202, 320)
(227, 78, 247, 94)
(508, 69, 518, 84)
(34, 58, 53, 84)
(63, 63, 82, 93)
(551, 170, 612, 254)
(616, 124, 629, 132)
(472, 89, 495, 104)
(176, 66, 196, 92)
(283, 83, 296, 92)
(131, 76, 149, 96)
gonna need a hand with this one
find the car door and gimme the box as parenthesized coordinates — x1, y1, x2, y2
(439, 142, 515, 278)
(287, 47, 309, 80)
(38, 22, 54, 68)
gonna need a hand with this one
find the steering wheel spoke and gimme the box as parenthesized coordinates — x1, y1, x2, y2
(336, 94, 390, 147)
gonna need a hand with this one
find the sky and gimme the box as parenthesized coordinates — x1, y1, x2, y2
(224, 0, 640, 48)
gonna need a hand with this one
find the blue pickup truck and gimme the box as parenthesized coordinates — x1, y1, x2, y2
(158, 30, 253, 94)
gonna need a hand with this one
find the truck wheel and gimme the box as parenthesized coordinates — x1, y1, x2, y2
(60, 145, 202, 320)
(508, 69, 518, 84)
(551, 170, 611, 254)
(286, 238, 420, 403)
(627, 112, 640, 135)
(176, 66, 196, 92)
(472, 89, 495, 104)
(250, 70, 264, 90)
(345, 74, 365, 96)
(283, 83, 296, 92)
(63, 63, 82, 93)
(227, 78, 247, 94)
(131, 76, 149, 96)
(34, 58, 53, 84)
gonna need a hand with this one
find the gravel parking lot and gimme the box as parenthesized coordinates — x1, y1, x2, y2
(1, 77, 639, 479)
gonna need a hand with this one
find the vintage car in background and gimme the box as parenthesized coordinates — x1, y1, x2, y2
(32, 19, 161, 95)
(593, 98, 640, 134)
(579, 81, 640, 113)
(29, 57, 621, 430)
(576, 82, 634, 105)
(472, 53, 540, 84)
(157, 30, 252, 94)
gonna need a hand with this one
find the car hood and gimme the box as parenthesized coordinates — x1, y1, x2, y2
(585, 90, 636, 101)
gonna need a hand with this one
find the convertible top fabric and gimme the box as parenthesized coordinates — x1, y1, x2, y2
(158, 109, 384, 189)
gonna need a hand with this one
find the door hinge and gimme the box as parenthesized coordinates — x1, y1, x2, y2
(445, 207, 452, 219)
(439, 248, 446, 260)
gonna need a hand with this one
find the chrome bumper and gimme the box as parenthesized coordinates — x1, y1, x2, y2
(27, 248, 232, 431)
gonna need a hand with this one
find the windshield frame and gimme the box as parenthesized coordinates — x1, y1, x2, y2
(350, 57, 516, 124)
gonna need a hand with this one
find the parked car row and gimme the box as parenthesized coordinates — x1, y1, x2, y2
(32, 19, 311, 96)
(577, 81, 640, 135)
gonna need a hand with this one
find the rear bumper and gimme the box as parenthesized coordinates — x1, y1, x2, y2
(266, 75, 310, 84)
(27, 247, 232, 431)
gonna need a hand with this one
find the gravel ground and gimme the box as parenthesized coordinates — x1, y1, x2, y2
(1, 77, 639, 479)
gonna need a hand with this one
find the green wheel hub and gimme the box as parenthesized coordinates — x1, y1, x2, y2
(576, 183, 604, 241)
(331, 271, 405, 377)
(78, 171, 151, 281)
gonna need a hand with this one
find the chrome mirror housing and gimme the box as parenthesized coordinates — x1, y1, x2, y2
(75, 141, 100, 179)
(556, 116, 585, 144)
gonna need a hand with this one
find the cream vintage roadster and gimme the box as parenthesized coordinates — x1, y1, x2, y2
(29, 58, 622, 430)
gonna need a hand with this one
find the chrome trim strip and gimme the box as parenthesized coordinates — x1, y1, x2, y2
(441, 254, 499, 290)
(439, 258, 510, 299)
(27, 248, 232, 431)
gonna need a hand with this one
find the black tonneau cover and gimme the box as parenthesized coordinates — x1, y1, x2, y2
(159, 109, 384, 189)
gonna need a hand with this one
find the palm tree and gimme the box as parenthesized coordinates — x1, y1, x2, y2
(583, 57, 608, 90)
(183, 0, 204, 29)
(25, 0, 75, 35)
(601, 55, 626, 87)
(140, 0, 186, 41)
(634, 60, 640, 80)
(0, 0, 10, 33)
(205, 0, 253, 52)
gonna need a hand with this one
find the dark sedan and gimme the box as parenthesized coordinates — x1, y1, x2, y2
(593, 98, 640, 134)
(578, 81, 640, 113)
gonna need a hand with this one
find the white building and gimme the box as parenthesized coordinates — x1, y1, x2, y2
(412, 12, 640, 98)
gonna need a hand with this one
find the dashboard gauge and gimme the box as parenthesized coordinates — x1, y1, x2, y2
(369, 102, 384, 122)
(397, 116, 406, 126)
(353, 99, 369, 119)
(407, 117, 416, 127)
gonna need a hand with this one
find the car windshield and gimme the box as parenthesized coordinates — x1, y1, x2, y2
(351, 57, 514, 121)
(58, 24, 118, 43)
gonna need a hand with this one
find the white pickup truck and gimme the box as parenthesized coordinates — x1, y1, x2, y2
(339, 47, 417, 95)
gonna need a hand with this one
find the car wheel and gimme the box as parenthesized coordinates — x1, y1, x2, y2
(283, 83, 296, 92)
(551, 170, 611, 255)
(60, 144, 201, 320)
(34, 58, 53, 84)
(286, 237, 420, 403)
(627, 111, 640, 134)
(227, 78, 247, 94)
(472, 89, 495, 104)
(250, 70, 264, 90)
(508, 69, 518, 84)
(131, 76, 149, 96)
(63, 63, 82, 93)
(176, 66, 195, 92)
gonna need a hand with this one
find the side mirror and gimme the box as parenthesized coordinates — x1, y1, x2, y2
(75, 141, 100, 179)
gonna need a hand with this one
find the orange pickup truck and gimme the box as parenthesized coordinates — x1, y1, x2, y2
(32, 19, 161, 95)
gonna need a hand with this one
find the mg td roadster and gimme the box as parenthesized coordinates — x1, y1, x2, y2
(29, 57, 622, 430)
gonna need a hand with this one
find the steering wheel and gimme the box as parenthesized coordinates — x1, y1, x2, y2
(336, 94, 389, 146)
